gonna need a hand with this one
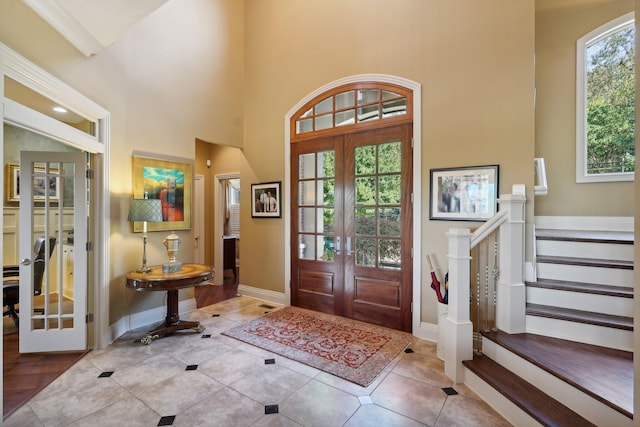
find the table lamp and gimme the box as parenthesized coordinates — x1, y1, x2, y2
(128, 198, 163, 273)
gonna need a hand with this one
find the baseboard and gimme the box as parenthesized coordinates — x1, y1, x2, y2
(237, 284, 287, 306)
(535, 216, 633, 232)
(415, 321, 438, 343)
(109, 297, 198, 343)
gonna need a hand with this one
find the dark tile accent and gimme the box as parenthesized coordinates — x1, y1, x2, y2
(442, 387, 458, 395)
(211, 314, 220, 317)
(404, 348, 415, 353)
(201, 334, 211, 339)
(265, 404, 279, 414)
(186, 365, 198, 371)
(98, 371, 114, 378)
(158, 415, 176, 426)
(265, 358, 276, 365)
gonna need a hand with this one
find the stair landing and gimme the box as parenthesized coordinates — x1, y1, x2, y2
(482, 330, 633, 419)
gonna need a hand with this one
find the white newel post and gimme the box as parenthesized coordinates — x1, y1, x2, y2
(496, 192, 527, 333)
(444, 228, 474, 383)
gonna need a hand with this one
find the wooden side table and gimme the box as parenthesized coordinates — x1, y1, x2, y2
(125, 263, 215, 344)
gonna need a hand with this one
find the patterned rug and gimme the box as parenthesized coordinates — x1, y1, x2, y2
(222, 306, 413, 387)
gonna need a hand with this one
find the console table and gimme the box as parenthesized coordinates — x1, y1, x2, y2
(125, 263, 215, 344)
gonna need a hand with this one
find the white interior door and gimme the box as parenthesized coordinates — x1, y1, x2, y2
(19, 151, 88, 353)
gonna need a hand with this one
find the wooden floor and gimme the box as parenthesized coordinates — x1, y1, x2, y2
(3, 267, 239, 420)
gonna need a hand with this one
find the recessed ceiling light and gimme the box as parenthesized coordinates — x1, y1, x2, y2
(53, 106, 67, 113)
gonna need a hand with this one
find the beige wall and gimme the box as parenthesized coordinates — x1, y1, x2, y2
(243, 0, 535, 323)
(0, 0, 245, 323)
(535, 0, 634, 216)
(2, 0, 536, 327)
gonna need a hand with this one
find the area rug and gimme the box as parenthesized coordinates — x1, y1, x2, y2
(222, 306, 413, 387)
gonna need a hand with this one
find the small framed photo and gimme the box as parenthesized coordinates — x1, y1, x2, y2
(5, 163, 60, 203)
(430, 165, 498, 221)
(252, 181, 281, 218)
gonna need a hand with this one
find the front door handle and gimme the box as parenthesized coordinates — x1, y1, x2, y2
(346, 237, 354, 256)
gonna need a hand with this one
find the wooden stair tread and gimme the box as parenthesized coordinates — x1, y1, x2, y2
(481, 331, 633, 419)
(526, 303, 633, 330)
(463, 354, 597, 427)
(525, 279, 633, 298)
(536, 255, 633, 270)
(535, 229, 633, 244)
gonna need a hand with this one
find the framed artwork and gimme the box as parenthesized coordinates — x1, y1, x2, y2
(132, 154, 193, 231)
(252, 181, 281, 218)
(430, 165, 499, 221)
(5, 163, 60, 203)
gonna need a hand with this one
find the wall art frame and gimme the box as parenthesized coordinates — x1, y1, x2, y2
(251, 181, 281, 218)
(132, 153, 193, 231)
(430, 165, 499, 221)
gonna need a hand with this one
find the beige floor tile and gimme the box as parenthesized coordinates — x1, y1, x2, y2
(3, 404, 45, 427)
(372, 372, 446, 425)
(132, 370, 224, 416)
(4, 296, 512, 427)
(230, 363, 311, 404)
(28, 377, 127, 426)
(198, 347, 264, 385)
(67, 396, 160, 427)
(344, 404, 426, 427)
(173, 385, 264, 427)
(391, 349, 454, 388)
(435, 393, 512, 427)
(279, 380, 361, 427)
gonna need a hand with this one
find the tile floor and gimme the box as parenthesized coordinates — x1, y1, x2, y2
(5, 296, 511, 426)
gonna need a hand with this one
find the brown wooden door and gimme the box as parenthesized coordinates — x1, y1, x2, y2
(291, 125, 412, 332)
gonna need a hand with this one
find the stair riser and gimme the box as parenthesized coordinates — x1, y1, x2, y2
(526, 287, 633, 317)
(481, 339, 633, 427)
(463, 369, 543, 427)
(536, 240, 633, 262)
(525, 315, 632, 351)
(536, 263, 634, 287)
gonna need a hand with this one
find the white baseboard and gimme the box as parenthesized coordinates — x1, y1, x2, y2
(109, 297, 198, 343)
(237, 284, 287, 306)
(415, 321, 438, 343)
(535, 216, 633, 232)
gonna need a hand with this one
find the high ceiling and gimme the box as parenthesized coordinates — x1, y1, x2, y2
(22, 0, 168, 57)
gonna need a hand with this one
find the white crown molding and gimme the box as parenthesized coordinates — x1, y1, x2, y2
(22, 0, 103, 57)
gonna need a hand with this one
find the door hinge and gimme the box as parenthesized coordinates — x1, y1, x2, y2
(411, 193, 414, 203)
(86, 313, 94, 323)
(86, 169, 95, 179)
(411, 302, 413, 313)
(411, 137, 414, 149)
(86, 241, 93, 251)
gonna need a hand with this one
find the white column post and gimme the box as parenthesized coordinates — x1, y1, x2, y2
(444, 228, 474, 382)
(495, 192, 527, 333)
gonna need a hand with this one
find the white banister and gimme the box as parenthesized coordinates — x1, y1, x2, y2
(444, 187, 527, 383)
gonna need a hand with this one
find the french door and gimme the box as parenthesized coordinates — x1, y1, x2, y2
(291, 124, 413, 331)
(19, 151, 88, 352)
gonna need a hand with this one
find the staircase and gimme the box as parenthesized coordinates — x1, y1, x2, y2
(462, 225, 634, 426)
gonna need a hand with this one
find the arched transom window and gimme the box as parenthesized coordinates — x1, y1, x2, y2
(291, 82, 412, 139)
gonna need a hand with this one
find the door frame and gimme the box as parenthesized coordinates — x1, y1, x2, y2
(214, 172, 240, 285)
(284, 74, 422, 334)
(1, 43, 111, 350)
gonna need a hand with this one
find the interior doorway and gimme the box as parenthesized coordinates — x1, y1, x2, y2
(213, 173, 240, 285)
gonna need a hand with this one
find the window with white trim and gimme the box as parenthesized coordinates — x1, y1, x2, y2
(576, 12, 635, 183)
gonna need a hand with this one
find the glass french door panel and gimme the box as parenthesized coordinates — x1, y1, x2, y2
(299, 208, 316, 233)
(379, 207, 401, 236)
(378, 141, 402, 172)
(299, 181, 316, 205)
(298, 234, 316, 260)
(29, 160, 77, 331)
(380, 239, 401, 269)
(299, 153, 316, 179)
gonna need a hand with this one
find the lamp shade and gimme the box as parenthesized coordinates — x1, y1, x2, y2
(128, 198, 163, 222)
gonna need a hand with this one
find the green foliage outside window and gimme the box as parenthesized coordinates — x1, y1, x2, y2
(586, 25, 635, 174)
